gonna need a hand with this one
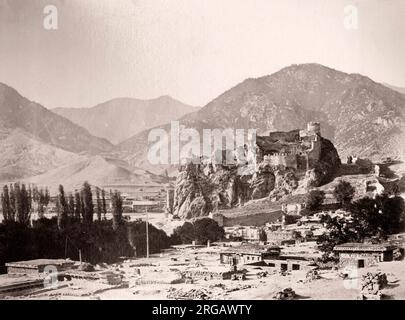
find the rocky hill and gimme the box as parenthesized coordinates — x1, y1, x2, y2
(172, 132, 340, 219)
(116, 64, 405, 176)
(54, 96, 197, 144)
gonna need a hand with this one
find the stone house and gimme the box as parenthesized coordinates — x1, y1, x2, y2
(333, 243, 396, 269)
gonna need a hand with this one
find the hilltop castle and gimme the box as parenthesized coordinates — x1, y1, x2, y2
(255, 122, 322, 171)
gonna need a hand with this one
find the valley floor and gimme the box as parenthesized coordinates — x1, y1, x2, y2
(3, 243, 405, 300)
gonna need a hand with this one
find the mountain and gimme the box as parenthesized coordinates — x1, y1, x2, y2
(116, 63, 405, 174)
(0, 83, 113, 154)
(25, 155, 170, 193)
(53, 96, 198, 144)
(384, 83, 405, 95)
(0, 129, 84, 181)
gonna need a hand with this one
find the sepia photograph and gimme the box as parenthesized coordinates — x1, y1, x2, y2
(0, 0, 405, 307)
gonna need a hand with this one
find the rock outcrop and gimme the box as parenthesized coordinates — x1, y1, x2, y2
(172, 133, 341, 219)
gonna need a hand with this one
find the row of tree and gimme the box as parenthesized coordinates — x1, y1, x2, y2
(0, 183, 45, 225)
(1, 181, 124, 232)
(55, 182, 124, 231)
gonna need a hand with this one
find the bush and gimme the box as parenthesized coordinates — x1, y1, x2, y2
(171, 218, 224, 245)
(306, 190, 325, 211)
(333, 181, 355, 207)
(193, 218, 224, 245)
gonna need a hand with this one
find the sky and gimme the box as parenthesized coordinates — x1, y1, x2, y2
(0, 0, 404, 109)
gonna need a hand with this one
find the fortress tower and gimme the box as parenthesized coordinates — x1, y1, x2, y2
(306, 122, 321, 135)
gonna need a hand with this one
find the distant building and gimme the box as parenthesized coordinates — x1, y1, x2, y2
(219, 246, 315, 272)
(6, 259, 74, 276)
(265, 230, 296, 245)
(219, 245, 279, 266)
(333, 243, 396, 269)
(131, 200, 162, 213)
(224, 226, 261, 241)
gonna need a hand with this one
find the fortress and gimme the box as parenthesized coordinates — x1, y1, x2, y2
(255, 122, 322, 171)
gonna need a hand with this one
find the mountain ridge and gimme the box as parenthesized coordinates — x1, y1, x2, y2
(115, 63, 405, 174)
(53, 95, 198, 144)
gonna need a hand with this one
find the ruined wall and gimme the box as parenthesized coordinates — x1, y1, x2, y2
(307, 136, 322, 168)
(266, 153, 298, 169)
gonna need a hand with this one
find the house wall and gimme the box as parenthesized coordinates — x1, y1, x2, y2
(338, 252, 384, 268)
(220, 252, 263, 265)
(264, 259, 313, 272)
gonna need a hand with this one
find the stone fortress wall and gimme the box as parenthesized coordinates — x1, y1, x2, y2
(257, 122, 322, 171)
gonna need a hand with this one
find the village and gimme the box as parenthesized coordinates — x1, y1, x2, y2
(1, 172, 405, 300)
(1, 121, 405, 300)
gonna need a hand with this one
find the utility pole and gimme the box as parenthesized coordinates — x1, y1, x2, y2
(146, 208, 149, 259)
(64, 237, 68, 259)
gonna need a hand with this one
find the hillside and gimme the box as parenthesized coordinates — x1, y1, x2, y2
(0, 129, 84, 181)
(53, 96, 197, 144)
(25, 155, 170, 193)
(116, 64, 405, 174)
(384, 83, 405, 95)
(0, 83, 113, 154)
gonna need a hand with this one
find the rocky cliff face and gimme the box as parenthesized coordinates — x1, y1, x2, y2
(173, 136, 341, 219)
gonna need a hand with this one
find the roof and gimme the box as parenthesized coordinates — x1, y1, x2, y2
(5, 259, 74, 268)
(220, 244, 279, 255)
(333, 243, 395, 252)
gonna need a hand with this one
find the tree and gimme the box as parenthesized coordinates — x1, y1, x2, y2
(82, 182, 94, 224)
(74, 190, 82, 220)
(95, 187, 102, 221)
(306, 189, 325, 211)
(317, 194, 405, 262)
(317, 214, 358, 262)
(57, 184, 68, 230)
(111, 190, 123, 231)
(1, 185, 11, 222)
(101, 189, 107, 220)
(9, 184, 16, 221)
(351, 194, 405, 239)
(172, 222, 195, 244)
(67, 193, 75, 217)
(259, 228, 267, 242)
(333, 180, 355, 207)
(193, 218, 224, 245)
(12, 183, 31, 226)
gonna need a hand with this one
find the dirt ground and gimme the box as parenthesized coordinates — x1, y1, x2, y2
(8, 243, 404, 300)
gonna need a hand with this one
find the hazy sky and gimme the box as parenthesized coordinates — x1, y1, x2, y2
(0, 0, 404, 108)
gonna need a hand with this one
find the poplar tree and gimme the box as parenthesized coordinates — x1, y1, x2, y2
(1, 185, 11, 222)
(67, 193, 75, 217)
(74, 190, 82, 220)
(101, 189, 107, 220)
(82, 181, 94, 224)
(95, 187, 102, 221)
(111, 190, 123, 231)
(57, 184, 68, 230)
(9, 184, 15, 221)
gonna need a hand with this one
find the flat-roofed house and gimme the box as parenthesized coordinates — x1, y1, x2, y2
(333, 243, 396, 269)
